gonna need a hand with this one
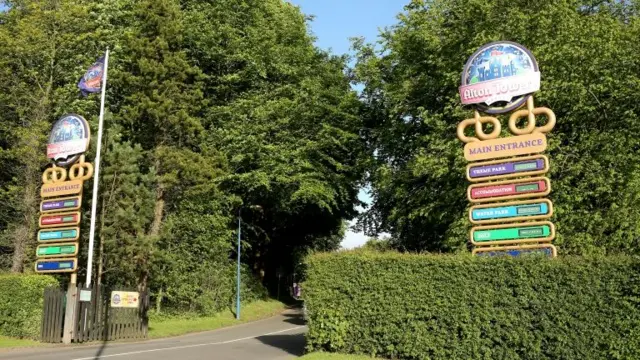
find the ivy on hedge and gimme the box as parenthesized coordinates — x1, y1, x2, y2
(304, 251, 640, 359)
(0, 274, 58, 339)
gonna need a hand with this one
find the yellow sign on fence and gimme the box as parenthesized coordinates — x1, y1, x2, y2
(110, 291, 140, 308)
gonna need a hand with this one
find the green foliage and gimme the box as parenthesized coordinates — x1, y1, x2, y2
(360, 238, 393, 252)
(305, 252, 640, 359)
(300, 353, 376, 360)
(0, 0, 363, 316)
(356, 0, 640, 254)
(0, 274, 58, 339)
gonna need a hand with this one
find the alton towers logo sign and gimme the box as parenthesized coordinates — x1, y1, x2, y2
(459, 41, 541, 114)
(456, 41, 557, 258)
(47, 114, 90, 167)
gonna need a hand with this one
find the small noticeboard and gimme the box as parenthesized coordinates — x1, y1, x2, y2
(111, 291, 140, 308)
(80, 289, 92, 302)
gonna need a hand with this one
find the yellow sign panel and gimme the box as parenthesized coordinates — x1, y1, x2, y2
(464, 132, 547, 161)
(41, 180, 83, 198)
(110, 291, 140, 308)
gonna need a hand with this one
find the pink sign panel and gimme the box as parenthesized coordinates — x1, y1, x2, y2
(459, 72, 540, 106)
(47, 139, 88, 160)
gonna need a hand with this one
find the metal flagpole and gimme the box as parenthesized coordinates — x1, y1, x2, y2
(236, 209, 242, 319)
(86, 48, 110, 287)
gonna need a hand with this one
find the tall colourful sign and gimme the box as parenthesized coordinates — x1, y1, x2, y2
(457, 41, 557, 257)
(35, 114, 93, 274)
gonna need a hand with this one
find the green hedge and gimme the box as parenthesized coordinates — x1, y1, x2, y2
(304, 252, 640, 360)
(0, 274, 58, 339)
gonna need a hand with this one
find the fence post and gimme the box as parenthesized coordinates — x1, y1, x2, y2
(62, 279, 78, 344)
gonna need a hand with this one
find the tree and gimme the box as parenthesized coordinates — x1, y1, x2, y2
(183, 0, 365, 290)
(0, 0, 103, 272)
(356, 0, 640, 255)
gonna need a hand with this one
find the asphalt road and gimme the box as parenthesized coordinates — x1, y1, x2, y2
(0, 309, 306, 360)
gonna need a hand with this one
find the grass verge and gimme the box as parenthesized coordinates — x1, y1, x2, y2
(0, 299, 287, 348)
(0, 335, 42, 348)
(148, 299, 287, 339)
(300, 353, 375, 360)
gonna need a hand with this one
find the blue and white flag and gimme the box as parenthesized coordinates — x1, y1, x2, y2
(78, 55, 105, 96)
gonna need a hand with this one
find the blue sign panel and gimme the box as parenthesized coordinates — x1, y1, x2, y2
(35, 259, 77, 273)
(38, 227, 79, 242)
(472, 202, 548, 221)
(475, 248, 553, 257)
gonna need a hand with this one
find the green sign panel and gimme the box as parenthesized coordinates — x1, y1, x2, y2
(473, 225, 551, 242)
(36, 244, 78, 258)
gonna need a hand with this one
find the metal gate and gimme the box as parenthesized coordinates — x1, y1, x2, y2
(41, 283, 149, 343)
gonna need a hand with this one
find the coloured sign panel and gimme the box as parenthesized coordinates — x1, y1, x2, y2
(110, 291, 140, 308)
(39, 212, 80, 228)
(38, 227, 79, 242)
(468, 177, 550, 203)
(470, 221, 555, 246)
(40, 196, 81, 213)
(459, 41, 540, 114)
(35, 258, 77, 273)
(41, 180, 83, 198)
(470, 200, 552, 224)
(467, 155, 548, 182)
(472, 244, 557, 257)
(464, 132, 547, 161)
(36, 243, 78, 258)
(47, 114, 90, 167)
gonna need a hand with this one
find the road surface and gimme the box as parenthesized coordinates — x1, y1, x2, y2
(0, 309, 306, 360)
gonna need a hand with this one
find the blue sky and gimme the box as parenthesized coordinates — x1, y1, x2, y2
(289, 0, 405, 248)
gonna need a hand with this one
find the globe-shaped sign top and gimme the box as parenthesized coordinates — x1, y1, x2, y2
(46, 114, 90, 167)
(459, 41, 540, 114)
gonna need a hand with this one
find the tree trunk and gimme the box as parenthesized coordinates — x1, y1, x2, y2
(155, 287, 163, 314)
(138, 185, 164, 292)
(10, 138, 44, 272)
(149, 186, 165, 237)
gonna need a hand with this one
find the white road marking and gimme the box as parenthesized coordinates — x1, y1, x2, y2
(70, 326, 305, 360)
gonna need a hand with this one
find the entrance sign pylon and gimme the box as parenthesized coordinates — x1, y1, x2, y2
(457, 41, 557, 257)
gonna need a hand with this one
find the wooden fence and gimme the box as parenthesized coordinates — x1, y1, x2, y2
(41, 283, 148, 343)
(40, 287, 65, 343)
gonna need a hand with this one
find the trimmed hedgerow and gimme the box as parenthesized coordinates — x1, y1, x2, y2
(0, 274, 58, 339)
(304, 251, 640, 360)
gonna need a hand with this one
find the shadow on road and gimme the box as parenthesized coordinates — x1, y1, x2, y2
(92, 340, 108, 359)
(281, 311, 306, 326)
(255, 333, 306, 357)
(254, 310, 306, 356)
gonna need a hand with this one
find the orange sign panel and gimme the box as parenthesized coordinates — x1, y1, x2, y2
(40, 180, 83, 198)
(464, 132, 547, 161)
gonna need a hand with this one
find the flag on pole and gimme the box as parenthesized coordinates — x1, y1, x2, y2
(78, 55, 105, 96)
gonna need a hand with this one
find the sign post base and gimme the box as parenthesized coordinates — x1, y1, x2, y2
(62, 275, 77, 344)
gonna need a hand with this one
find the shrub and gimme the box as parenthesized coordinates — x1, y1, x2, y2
(0, 273, 58, 339)
(304, 252, 640, 360)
